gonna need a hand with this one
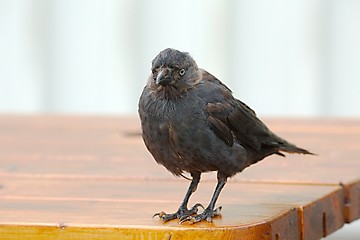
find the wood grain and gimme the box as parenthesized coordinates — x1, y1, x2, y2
(0, 115, 359, 239)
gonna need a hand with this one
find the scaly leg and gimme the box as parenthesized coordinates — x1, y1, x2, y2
(181, 173, 227, 224)
(153, 172, 204, 222)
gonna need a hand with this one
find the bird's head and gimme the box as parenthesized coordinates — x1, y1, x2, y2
(148, 48, 200, 96)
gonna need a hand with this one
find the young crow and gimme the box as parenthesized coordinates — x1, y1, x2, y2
(138, 48, 313, 224)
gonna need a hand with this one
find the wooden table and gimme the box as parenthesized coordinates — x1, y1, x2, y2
(0, 115, 359, 240)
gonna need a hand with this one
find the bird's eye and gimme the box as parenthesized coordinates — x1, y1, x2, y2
(179, 69, 186, 76)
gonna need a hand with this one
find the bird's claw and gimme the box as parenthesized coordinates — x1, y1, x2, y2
(180, 206, 222, 224)
(179, 215, 195, 224)
(153, 203, 204, 223)
(190, 203, 205, 212)
(152, 211, 166, 218)
(153, 211, 177, 222)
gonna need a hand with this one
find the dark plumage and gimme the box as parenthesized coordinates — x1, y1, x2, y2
(138, 48, 313, 224)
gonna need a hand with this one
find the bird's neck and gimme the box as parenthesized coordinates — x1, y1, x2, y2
(152, 85, 188, 100)
(150, 71, 202, 101)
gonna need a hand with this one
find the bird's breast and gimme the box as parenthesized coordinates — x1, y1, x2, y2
(139, 87, 245, 176)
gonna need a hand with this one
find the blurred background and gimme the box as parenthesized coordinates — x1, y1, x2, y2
(1, 0, 360, 117)
(0, 0, 359, 238)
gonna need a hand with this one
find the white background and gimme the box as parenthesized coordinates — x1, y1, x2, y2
(1, 0, 360, 117)
(0, 1, 359, 238)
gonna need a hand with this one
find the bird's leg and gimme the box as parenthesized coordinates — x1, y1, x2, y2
(181, 173, 227, 224)
(153, 172, 204, 222)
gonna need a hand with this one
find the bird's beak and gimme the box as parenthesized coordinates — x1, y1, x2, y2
(156, 68, 172, 86)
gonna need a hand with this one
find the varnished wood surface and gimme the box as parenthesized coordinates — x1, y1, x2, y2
(0, 115, 359, 239)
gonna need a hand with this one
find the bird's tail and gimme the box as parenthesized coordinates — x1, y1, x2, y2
(278, 141, 315, 155)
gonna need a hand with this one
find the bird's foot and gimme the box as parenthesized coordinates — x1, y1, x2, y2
(180, 206, 222, 224)
(153, 203, 204, 223)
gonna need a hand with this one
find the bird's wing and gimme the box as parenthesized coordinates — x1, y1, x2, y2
(200, 70, 312, 156)
(202, 72, 281, 151)
(208, 114, 234, 146)
(207, 99, 279, 150)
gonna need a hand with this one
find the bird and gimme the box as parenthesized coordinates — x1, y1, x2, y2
(138, 48, 313, 224)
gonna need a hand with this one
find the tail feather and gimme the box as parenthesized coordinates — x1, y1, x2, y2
(278, 142, 315, 155)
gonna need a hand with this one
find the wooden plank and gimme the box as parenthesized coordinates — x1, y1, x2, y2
(343, 180, 360, 223)
(0, 177, 344, 239)
(0, 222, 295, 240)
(0, 115, 359, 239)
(301, 188, 345, 239)
(0, 116, 358, 184)
(0, 120, 358, 185)
(0, 178, 342, 222)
